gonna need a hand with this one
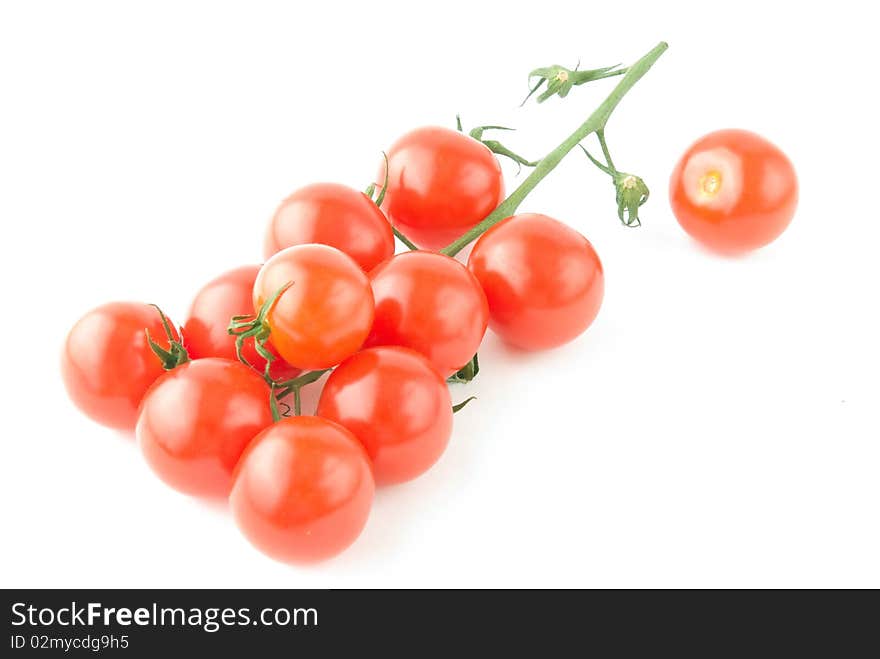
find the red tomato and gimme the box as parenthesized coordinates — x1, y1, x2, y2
(378, 126, 505, 250)
(183, 265, 299, 380)
(254, 245, 374, 370)
(230, 415, 374, 563)
(468, 214, 604, 351)
(264, 183, 395, 271)
(136, 358, 273, 498)
(61, 302, 180, 430)
(317, 346, 453, 485)
(669, 129, 798, 253)
(366, 251, 488, 376)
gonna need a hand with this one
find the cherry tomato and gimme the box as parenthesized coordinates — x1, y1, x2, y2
(183, 265, 299, 381)
(378, 126, 505, 250)
(230, 415, 374, 563)
(264, 183, 395, 271)
(468, 213, 604, 351)
(317, 346, 452, 485)
(254, 245, 374, 370)
(366, 251, 488, 376)
(61, 302, 180, 430)
(136, 358, 273, 498)
(669, 129, 798, 253)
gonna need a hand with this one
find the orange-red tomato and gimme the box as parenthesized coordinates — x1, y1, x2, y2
(264, 183, 395, 271)
(253, 245, 374, 371)
(61, 302, 180, 430)
(183, 265, 299, 380)
(136, 358, 274, 498)
(366, 251, 488, 376)
(669, 129, 798, 253)
(230, 415, 374, 563)
(317, 346, 453, 485)
(378, 126, 505, 250)
(468, 214, 604, 351)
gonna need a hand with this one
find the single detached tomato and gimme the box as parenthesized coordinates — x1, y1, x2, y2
(230, 415, 374, 563)
(61, 302, 180, 430)
(378, 126, 505, 250)
(136, 358, 273, 498)
(468, 214, 604, 351)
(183, 265, 299, 380)
(254, 244, 374, 370)
(669, 129, 798, 253)
(366, 251, 488, 376)
(264, 183, 395, 271)
(317, 346, 453, 485)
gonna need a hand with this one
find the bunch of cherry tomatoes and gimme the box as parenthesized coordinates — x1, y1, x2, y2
(60, 43, 798, 564)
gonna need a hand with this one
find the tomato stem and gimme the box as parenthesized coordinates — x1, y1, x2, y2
(269, 384, 283, 423)
(366, 152, 419, 251)
(579, 135, 651, 227)
(440, 41, 667, 257)
(145, 304, 189, 370)
(273, 368, 330, 399)
(227, 281, 291, 379)
(596, 129, 616, 172)
(393, 226, 418, 251)
(468, 124, 539, 172)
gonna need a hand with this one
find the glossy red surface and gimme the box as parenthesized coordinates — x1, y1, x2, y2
(136, 358, 274, 497)
(378, 126, 505, 250)
(468, 214, 604, 350)
(254, 245, 374, 370)
(230, 416, 375, 563)
(366, 250, 488, 376)
(317, 346, 453, 485)
(264, 182, 395, 271)
(669, 129, 798, 253)
(61, 302, 180, 430)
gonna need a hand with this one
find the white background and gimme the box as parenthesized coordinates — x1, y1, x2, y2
(2, 1, 878, 588)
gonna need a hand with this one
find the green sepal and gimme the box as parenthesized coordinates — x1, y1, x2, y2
(448, 353, 480, 384)
(613, 173, 650, 227)
(145, 304, 189, 370)
(522, 63, 626, 106)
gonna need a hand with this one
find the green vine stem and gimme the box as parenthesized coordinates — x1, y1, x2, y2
(366, 153, 419, 250)
(273, 368, 331, 401)
(467, 124, 539, 172)
(392, 226, 418, 251)
(440, 41, 667, 257)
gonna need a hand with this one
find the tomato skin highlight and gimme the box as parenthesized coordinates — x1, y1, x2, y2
(669, 129, 798, 253)
(366, 251, 489, 377)
(61, 302, 180, 431)
(264, 183, 395, 272)
(183, 265, 299, 381)
(468, 214, 604, 351)
(378, 126, 505, 250)
(136, 358, 274, 498)
(317, 346, 453, 485)
(254, 244, 375, 371)
(230, 415, 374, 563)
